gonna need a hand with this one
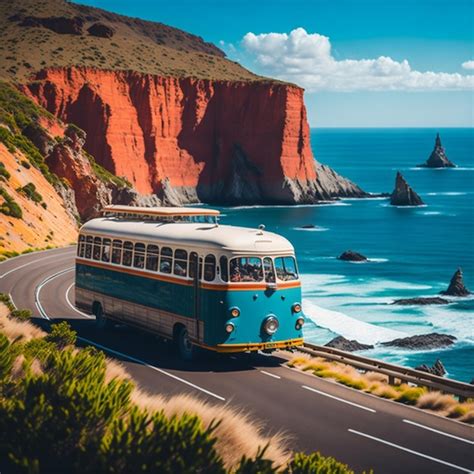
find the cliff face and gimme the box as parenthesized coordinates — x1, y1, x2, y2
(25, 67, 325, 205)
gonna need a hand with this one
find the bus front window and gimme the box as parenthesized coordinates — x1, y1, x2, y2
(274, 256, 298, 281)
(230, 257, 263, 282)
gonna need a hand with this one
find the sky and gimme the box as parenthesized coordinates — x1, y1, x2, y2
(76, 0, 473, 127)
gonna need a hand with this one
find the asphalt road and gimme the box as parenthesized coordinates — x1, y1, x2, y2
(1, 247, 473, 473)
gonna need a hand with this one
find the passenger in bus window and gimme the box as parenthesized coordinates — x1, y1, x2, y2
(122, 242, 133, 267)
(160, 247, 172, 274)
(263, 257, 275, 283)
(102, 238, 111, 262)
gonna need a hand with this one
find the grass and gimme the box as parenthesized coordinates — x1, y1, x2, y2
(85, 149, 131, 188)
(0, 186, 22, 218)
(288, 355, 474, 424)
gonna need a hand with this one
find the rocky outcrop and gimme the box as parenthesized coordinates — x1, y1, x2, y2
(19, 16, 84, 35)
(441, 268, 471, 297)
(390, 172, 424, 206)
(25, 67, 369, 206)
(418, 133, 456, 168)
(325, 336, 374, 352)
(391, 297, 450, 306)
(382, 333, 456, 350)
(87, 23, 114, 38)
(337, 250, 368, 262)
(415, 359, 447, 377)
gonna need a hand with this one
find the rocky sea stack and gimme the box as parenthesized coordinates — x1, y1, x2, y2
(390, 172, 424, 206)
(418, 133, 456, 168)
(337, 250, 368, 262)
(415, 359, 447, 377)
(325, 336, 374, 352)
(382, 333, 456, 350)
(391, 297, 449, 305)
(441, 268, 471, 297)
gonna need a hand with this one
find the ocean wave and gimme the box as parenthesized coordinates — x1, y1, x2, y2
(293, 226, 329, 232)
(380, 203, 428, 209)
(302, 298, 406, 344)
(420, 211, 442, 216)
(424, 192, 467, 196)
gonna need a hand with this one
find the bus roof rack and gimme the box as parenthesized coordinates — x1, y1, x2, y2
(101, 205, 220, 222)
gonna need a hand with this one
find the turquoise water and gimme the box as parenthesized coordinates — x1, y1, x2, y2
(218, 128, 474, 382)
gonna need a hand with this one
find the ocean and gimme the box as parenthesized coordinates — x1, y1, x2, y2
(218, 128, 474, 382)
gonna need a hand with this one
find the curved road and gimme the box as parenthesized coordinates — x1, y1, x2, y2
(1, 247, 473, 473)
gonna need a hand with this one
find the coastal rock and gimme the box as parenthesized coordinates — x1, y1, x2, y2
(391, 297, 450, 306)
(382, 333, 456, 350)
(325, 336, 374, 352)
(415, 359, 447, 377)
(390, 172, 424, 206)
(440, 268, 471, 297)
(22, 123, 55, 156)
(25, 67, 370, 206)
(338, 250, 368, 262)
(300, 224, 316, 229)
(87, 22, 115, 38)
(19, 16, 84, 35)
(418, 133, 456, 168)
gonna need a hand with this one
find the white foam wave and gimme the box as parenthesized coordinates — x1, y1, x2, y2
(420, 211, 442, 216)
(293, 226, 329, 232)
(367, 258, 389, 263)
(303, 299, 406, 344)
(380, 203, 428, 209)
(424, 192, 467, 196)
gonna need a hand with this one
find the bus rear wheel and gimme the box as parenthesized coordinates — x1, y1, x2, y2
(93, 302, 109, 330)
(177, 326, 196, 361)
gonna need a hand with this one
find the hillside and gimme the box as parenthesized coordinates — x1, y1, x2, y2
(0, 0, 261, 82)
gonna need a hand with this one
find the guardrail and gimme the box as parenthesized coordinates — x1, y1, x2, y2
(298, 342, 474, 401)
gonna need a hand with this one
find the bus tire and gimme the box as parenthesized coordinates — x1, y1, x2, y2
(176, 325, 196, 361)
(93, 302, 109, 330)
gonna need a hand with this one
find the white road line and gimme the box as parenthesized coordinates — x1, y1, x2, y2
(403, 419, 474, 445)
(0, 246, 74, 269)
(35, 268, 226, 402)
(8, 292, 17, 309)
(348, 429, 473, 473)
(260, 370, 281, 379)
(0, 252, 74, 279)
(302, 385, 376, 413)
(65, 282, 93, 319)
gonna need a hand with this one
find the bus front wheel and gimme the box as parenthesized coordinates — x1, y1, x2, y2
(93, 302, 109, 330)
(177, 326, 196, 361)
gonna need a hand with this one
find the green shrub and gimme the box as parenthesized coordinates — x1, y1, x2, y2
(396, 386, 427, 405)
(286, 452, 360, 474)
(85, 151, 132, 188)
(0, 187, 22, 218)
(0, 333, 12, 382)
(10, 309, 32, 321)
(0, 293, 15, 312)
(45, 321, 77, 349)
(17, 182, 43, 203)
(20, 159, 31, 169)
(0, 161, 10, 180)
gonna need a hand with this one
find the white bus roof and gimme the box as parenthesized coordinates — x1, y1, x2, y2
(80, 218, 295, 255)
(102, 205, 220, 217)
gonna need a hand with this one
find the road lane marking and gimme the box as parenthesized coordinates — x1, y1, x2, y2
(65, 282, 93, 319)
(302, 385, 376, 413)
(260, 370, 281, 379)
(403, 419, 474, 445)
(8, 292, 17, 309)
(0, 253, 73, 278)
(0, 246, 74, 270)
(35, 268, 226, 402)
(348, 429, 472, 473)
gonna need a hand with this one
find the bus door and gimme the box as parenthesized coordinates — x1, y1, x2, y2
(189, 252, 202, 342)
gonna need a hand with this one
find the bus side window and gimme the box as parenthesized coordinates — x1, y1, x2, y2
(78, 235, 85, 257)
(122, 241, 133, 267)
(111, 240, 122, 265)
(93, 237, 102, 260)
(160, 247, 172, 274)
(146, 244, 159, 271)
(133, 243, 145, 269)
(85, 236, 93, 259)
(204, 254, 216, 281)
(174, 249, 188, 277)
(189, 252, 197, 279)
(263, 257, 275, 283)
(220, 256, 228, 282)
(102, 238, 111, 262)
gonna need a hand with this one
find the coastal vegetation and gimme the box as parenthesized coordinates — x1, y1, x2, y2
(0, 186, 23, 218)
(288, 355, 474, 424)
(0, 299, 367, 473)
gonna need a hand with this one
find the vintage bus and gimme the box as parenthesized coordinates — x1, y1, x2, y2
(75, 205, 305, 359)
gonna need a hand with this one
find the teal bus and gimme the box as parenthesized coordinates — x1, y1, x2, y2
(75, 205, 305, 359)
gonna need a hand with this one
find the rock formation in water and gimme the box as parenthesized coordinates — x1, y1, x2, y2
(390, 172, 424, 206)
(382, 333, 456, 350)
(325, 336, 374, 352)
(415, 359, 447, 377)
(418, 133, 456, 168)
(391, 297, 450, 305)
(337, 250, 368, 262)
(440, 268, 471, 297)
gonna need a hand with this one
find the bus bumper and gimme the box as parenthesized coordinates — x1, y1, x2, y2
(199, 338, 304, 353)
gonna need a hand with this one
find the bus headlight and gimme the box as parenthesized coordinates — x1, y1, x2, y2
(263, 315, 279, 335)
(292, 303, 302, 313)
(295, 317, 305, 330)
(229, 307, 240, 318)
(225, 322, 235, 333)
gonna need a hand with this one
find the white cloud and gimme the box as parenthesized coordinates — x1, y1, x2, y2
(238, 28, 474, 91)
(462, 60, 474, 70)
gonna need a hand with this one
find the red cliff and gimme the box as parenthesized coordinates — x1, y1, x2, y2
(25, 67, 323, 205)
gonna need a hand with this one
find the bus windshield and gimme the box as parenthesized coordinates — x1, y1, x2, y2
(230, 257, 263, 282)
(229, 256, 298, 283)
